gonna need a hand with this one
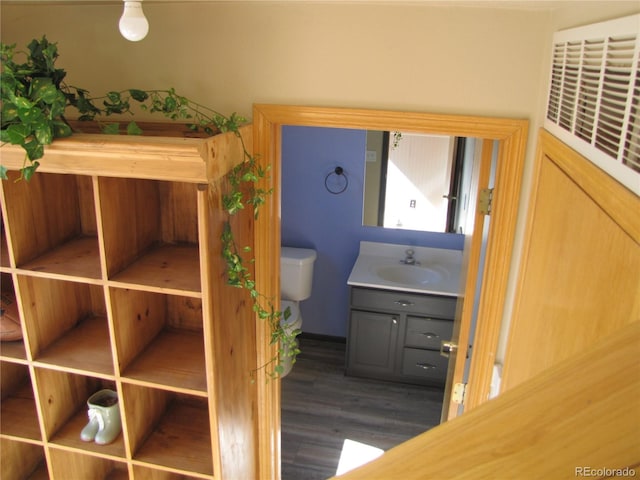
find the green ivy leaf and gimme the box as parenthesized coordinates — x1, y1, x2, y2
(0, 165, 7, 180)
(106, 91, 121, 103)
(3, 123, 31, 144)
(52, 120, 72, 138)
(13, 96, 34, 110)
(126, 121, 143, 135)
(34, 122, 53, 145)
(49, 92, 68, 118)
(163, 95, 177, 113)
(102, 123, 120, 135)
(18, 106, 44, 124)
(23, 140, 44, 161)
(39, 83, 61, 105)
(21, 160, 40, 181)
(1, 103, 19, 123)
(129, 89, 148, 102)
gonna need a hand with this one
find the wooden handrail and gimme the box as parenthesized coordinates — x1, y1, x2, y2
(331, 321, 640, 479)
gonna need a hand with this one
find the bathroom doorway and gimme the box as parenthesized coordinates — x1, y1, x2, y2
(251, 105, 528, 479)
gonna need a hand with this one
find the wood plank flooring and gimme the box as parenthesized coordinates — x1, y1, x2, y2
(281, 336, 445, 480)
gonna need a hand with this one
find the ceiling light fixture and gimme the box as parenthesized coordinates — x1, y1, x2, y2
(119, 0, 149, 42)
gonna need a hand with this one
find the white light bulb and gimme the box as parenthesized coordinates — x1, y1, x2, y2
(119, 1, 149, 42)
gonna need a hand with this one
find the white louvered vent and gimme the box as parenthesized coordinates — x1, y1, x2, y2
(545, 14, 640, 195)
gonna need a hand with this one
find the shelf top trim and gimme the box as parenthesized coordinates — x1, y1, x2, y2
(0, 124, 252, 183)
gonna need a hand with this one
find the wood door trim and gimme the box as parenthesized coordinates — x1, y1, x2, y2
(251, 104, 528, 479)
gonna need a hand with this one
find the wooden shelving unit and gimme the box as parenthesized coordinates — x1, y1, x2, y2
(0, 125, 260, 479)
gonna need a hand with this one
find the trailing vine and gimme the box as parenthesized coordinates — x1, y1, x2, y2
(0, 36, 296, 378)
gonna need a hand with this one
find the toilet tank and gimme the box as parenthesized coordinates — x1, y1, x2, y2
(281, 246, 317, 301)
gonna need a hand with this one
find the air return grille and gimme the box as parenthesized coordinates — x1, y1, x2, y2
(545, 14, 640, 195)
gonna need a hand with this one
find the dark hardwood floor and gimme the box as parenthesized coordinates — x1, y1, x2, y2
(281, 336, 445, 480)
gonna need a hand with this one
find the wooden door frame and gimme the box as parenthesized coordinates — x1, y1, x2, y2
(251, 104, 528, 479)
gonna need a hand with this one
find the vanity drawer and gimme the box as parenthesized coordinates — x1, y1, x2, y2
(351, 287, 457, 318)
(401, 348, 449, 383)
(405, 316, 453, 350)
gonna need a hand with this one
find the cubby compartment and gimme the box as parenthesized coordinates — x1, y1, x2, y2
(98, 178, 201, 295)
(111, 288, 206, 394)
(122, 384, 213, 477)
(18, 276, 113, 376)
(1, 273, 27, 360)
(1, 438, 49, 480)
(0, 172, 100, 280)
(48, 448, 128, 479)
(32, 368, 125, 458)
(0, 361, 41, 442)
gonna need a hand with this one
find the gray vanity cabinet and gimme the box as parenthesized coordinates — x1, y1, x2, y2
(346, 287, 457, 386)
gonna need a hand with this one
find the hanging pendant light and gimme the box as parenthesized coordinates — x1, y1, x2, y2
(119, 0, 149, 42)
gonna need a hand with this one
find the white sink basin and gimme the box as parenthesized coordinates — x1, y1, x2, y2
(375, 265, 444, 285)
(347, 241, 463, 296)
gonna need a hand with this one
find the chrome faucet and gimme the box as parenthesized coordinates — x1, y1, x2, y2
(401, 249, 419, 265)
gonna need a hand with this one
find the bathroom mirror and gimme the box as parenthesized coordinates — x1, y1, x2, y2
(363, 130, 477, 234)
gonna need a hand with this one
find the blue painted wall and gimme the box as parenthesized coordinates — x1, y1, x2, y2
(281, 126, 463, 338)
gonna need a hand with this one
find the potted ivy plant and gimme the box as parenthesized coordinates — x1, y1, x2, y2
(0, 36, 297, 378)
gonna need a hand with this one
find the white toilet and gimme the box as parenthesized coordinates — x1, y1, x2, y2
(280, 246, 317, 376)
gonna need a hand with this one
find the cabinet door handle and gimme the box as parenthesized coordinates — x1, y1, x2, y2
(416, 362, 437, 370)
(392, 317, 398, 325)
(394, 300, 415, 307)
(419, 332, 439, 339)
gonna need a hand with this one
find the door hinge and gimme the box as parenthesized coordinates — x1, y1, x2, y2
(478, 188, 494, 215)
(452, 382, 467, 405)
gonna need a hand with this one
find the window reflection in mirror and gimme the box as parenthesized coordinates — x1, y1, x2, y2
(363, 131, 478, 234)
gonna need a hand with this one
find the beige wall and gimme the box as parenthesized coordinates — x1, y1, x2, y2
(1, 0, 638, 366)
(2, 2, 552, 119)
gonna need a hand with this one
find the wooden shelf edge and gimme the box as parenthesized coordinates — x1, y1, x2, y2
(0, 345, 29, 362)
(16, 236, 102, 282)
(119, 377, 208, 398)
(121, 330, 207, 395)
(133, 400, 213, 477)
(1, 123, 252, 184)
(0, 434, 43, 445)
(109, 244, 202, 297)
(130, 459, 215, 480)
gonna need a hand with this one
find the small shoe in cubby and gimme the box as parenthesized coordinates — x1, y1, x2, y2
(80, 389, 122, 445)
(32, 367, 125, 458)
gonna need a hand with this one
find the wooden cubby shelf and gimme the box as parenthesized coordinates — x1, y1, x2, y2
(2, 172, 101, 282)
(35, 368, 127, 462)
(99, 177, 201, 297)
(108, 244, 201, 297)
(123, 384, 213, 477)
(48, 448, 128, 479)
(111, 288, 206, 394)
(17, 235, 102, 282)
(0, 125, 260, 479)
(19, 276, 113, 377)
(0, 362, 41, 443)
(1, 438, 48, 480)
